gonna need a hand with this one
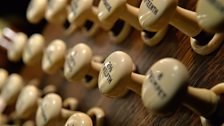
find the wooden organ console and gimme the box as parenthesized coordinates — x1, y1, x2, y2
(0, 0, 224, 126)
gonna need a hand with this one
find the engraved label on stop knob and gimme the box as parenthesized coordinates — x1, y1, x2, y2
(102, 0, 112, 12)
(103, 61, 113, 84)
(147, 70, 166, 99)
(71, 0, 80, 16)
(143, 0, 159, 15)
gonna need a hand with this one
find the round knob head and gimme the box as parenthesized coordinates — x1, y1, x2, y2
(68, 0, 92, 23)
(0, 69, 8, 90)
(64, 43, 92, 81)
(42, 39, 66, 74)
(98, 0, 126, 25)
(16, 85, 39, 118)
(8, 32, 28, 62)
(36, 93, 62, 126)
(26, 0, 47, 24)
(142, 58, 188, 113)
(196, 0, 224, 33)
(98, 51, 133, 97)
(139, 0, 177, 31)
(1, 74, 24, 105)
(65, 112, 93, 126)
(45, 0, 67, 23)
(23, 34, 45, 65)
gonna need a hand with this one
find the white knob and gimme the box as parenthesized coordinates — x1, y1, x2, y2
(65, 112, 93, 126)
(98, 51, 142, 97)
(196, 0, 224, 33)
(23, 34, 45, 65)
(36, 93, 62, 126)
(45, 0, 68, 24)
(1, 74, 24, 105)
(7, 32, 27, 62)
(42, 39, 66, 74)
(142, 58, 188, 113)
(26, 0, 47, 24)
(64, 43, 93, 81)
(16, 85, 40, 119)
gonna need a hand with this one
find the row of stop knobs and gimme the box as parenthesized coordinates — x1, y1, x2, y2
(1, 32, 224, 125)
(0, 71, 105, 126)
(26, 0, 224, 55)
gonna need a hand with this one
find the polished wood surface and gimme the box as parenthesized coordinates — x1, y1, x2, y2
(1, 0, 224, 126)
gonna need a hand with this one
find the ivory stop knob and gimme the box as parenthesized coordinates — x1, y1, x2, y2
(142, 58, 188, 113)
(0, 74, 24, 106)
(26, 0, 47, 24)
(68, 0, 95, 26)
(96, 0, 137, 43)
(68, 0, 101, 37)
(16, 82, 57, 120)
(45, 0, 68, 24)
(64, 43, 93, 81)
(42, 39, 66, 74)
(98, 0, 131, 28)
(36, 93, 79, 126)
(65, 112, 93, 126)
(36, 93, 62, 126)
(0, 28, 28, 61)
(98, 51, 142, 97)
(196, 0, 224, 33)
(142, 58, 221, 120)
(139, 0, 224, 55)
(97, 0, 168, 46)
(68, 0, 132, 43)
(7, 32, 28, 62)
(64, 43, 102, 88)
(139, 0, 177, 32)
(23, 33, 45, 65)
(16, 85, 40, 119)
